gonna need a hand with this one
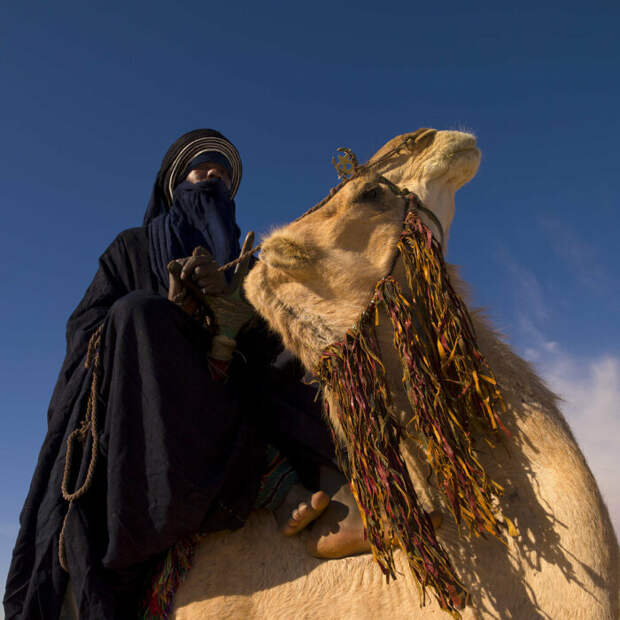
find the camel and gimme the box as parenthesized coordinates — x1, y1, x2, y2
(171, 129, 619, 619)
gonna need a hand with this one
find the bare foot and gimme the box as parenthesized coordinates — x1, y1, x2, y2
(275, 485, 330, 537)
(306, 466, 444, 559)
(306, 466, 370, 559)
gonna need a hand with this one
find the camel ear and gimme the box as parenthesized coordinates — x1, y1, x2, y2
(260, 236, 313, 271)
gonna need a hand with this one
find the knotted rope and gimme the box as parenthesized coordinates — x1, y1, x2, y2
(58, 323, 105, 571)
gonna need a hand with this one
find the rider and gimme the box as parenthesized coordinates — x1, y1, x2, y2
(4, 128, 367, 620)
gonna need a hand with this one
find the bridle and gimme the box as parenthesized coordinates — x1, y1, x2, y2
(217, 129, 443, 273)
(373, 174, 445, 248)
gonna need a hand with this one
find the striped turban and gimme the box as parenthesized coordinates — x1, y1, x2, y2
(144, 129, 242, 225)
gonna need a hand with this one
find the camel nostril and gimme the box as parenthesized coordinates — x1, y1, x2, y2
(260, 236, 314, 270)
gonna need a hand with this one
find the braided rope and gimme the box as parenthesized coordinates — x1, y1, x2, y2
(58, 323, 105, 571)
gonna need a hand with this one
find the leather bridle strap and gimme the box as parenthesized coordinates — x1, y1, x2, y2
(218, 171, 446, 273)
(407, 195, 445, 248)
(376, 176, 445, 248)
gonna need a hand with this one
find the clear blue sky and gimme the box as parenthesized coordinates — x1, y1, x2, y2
(1, 0, 619, 605)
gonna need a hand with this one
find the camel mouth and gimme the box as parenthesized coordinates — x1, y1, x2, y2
(446, 146, 482, 173)
(449, 146, 480, 157)
(442, 133, 479, 158)
(245, 259, 340, 364)
(441, 140, 481, 184)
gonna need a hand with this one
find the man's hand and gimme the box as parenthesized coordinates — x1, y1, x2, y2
(180, 250, 227, 295)
(167, 235, 257, 361)
(167, 248, 227, 315)
(167, 256, 193, 314)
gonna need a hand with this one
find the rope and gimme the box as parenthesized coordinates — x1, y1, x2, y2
(58, 323, 105, 571)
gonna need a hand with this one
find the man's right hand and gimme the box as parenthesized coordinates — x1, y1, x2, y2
(180, 249, 228, 295)
(167, 248, 227, 315)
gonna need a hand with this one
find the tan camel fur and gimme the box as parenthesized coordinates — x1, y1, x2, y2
(172, 130, 619, 619)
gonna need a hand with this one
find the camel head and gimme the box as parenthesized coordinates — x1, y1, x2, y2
(369, 128, 481, 247)
(244, 129, 481, 370)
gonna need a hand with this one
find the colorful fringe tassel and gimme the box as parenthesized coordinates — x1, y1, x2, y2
(254, 444, 300, 511)
(315, 209, 509, 617)
(142, 533, 202, 619)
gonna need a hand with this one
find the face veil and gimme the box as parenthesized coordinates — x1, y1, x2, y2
(144, 129, 243, 287)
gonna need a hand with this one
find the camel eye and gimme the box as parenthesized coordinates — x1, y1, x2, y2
(357, 186, 381, 203)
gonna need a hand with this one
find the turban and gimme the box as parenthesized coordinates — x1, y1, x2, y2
(144, 129, 242, 226)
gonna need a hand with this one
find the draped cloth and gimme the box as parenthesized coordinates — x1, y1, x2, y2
(3, 132, 335, 620)
(148, 179, 241, 288)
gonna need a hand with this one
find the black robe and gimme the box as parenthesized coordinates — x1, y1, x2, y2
(3, 227, 334, 619)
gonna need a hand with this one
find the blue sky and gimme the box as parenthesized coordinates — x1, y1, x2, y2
(1, 0, 619, 606)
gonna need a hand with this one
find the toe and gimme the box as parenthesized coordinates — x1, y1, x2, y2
(281, 492, 329, 537)
(311, 491, 330, 512)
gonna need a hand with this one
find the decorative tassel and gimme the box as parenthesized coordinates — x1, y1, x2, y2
(315, 209, 509, 617)
(393, 210, 508, 535)
(142, 534, 202, 619)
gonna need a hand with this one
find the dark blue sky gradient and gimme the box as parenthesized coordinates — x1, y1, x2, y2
(1, 0, 619, 601)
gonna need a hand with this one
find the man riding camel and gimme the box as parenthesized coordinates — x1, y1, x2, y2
(4, 129, 367, 620)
